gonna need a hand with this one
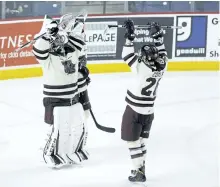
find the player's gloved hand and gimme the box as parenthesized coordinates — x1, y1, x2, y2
(155, 55, 167, 71)
(149, 22, 164, 39)
(79, 65, 91, 85)
(124, 19, 135, 41)
(46, 20, 59, 36)
(79, 55, 87, 67)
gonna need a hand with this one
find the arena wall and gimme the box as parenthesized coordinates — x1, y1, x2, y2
(0, 13, 219, 80)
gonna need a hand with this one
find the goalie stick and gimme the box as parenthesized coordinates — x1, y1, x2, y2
(89, 109, 116, 133)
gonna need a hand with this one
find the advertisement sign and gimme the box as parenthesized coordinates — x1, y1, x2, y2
(85, 21, 118, 59)
(115, 17, 174, 60)
(0, 14, 218, 71)
(0, 16, 174, 68)
(84, 16, 174, 61)
(206, 15, 219, 60)
(0, 21, 42, 67)
(175, 16, 208, 57)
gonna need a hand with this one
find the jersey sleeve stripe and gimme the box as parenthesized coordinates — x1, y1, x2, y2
(123, 53, 135, 61)
(156, 44, 165, 50)
(32, 50, 49, 58)
(128, 55, 138, 67)
(69, 35, 85, 45)
(42, 36, 51, 41)
(68, 39, 82, 51)
(125, 97, 154, 107)
(65, 41, 76, 51)
(124, 44, 134, 47)
(33, 46, 49, 54)
(158, 49, 168, 56)
(78, 81, 87, 88)
(33, 53, 49, 60)
(78, 77, 87, 82)
(69, 36, 85, 46)
(127, 90, 156, 101)
(44, 83, 77, 89)
(158, 49, 167, 53)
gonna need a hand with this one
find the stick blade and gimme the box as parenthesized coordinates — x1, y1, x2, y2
(90, 109, 116, 133)
(96, 124, 116, 133)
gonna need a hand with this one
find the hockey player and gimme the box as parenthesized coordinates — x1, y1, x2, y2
(32, 15, 88, 167)
(121, 20, 168, 183)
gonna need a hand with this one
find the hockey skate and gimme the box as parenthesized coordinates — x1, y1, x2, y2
(141, 161, 145, 175)
(128, 165, 146, 183)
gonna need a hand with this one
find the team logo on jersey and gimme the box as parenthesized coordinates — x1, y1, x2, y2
(175, 16, 207, 57)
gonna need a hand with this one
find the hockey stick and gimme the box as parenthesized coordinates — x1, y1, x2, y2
(15, 32, 46, 52)
(108, 24, 182, 29)
(104, 24, 182, 35)
(89, 109, 116, 133)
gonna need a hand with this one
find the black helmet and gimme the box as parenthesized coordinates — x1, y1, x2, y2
(138, 44, 159, 62)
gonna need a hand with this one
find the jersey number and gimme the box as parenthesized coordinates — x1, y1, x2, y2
(141, 77, 160, 97)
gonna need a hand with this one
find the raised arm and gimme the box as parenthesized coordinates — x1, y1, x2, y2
(121, 19, 139, 71)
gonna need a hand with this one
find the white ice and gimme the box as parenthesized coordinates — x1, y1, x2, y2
(0, 72, 219, 187)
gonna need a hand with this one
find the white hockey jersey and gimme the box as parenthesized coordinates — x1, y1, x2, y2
(33, 30, 87, 99)
(122, 39, 168, 115)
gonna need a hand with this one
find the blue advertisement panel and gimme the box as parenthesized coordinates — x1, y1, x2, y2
(175, 16, 208, 57)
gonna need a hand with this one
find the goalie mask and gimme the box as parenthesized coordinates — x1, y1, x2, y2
(138, 44, 159, 67)
(50, 16, 84, 57)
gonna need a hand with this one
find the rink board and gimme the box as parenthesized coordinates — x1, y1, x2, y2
(0, 61, 219, 80)
(0, 13, 219, 80)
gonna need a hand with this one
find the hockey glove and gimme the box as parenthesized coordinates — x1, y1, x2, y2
(155, 55, 167, 71)
(149, 22, 164, 40)
(46, 20, 59, 37)
(79, 65, 91, 85)
(124, 19, 135, 41)
(79, 55, 87, 67)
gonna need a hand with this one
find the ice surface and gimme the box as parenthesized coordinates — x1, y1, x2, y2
(0, 72, 219, 187)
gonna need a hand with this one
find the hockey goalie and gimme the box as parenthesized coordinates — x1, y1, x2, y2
(32, 14, 90, 168)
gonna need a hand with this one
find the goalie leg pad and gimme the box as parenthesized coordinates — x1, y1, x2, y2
(43, 103, 86, 167)
(79, 110, 90, 160)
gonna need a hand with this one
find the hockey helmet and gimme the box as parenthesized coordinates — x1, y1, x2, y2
(138, 44, 159, 63)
